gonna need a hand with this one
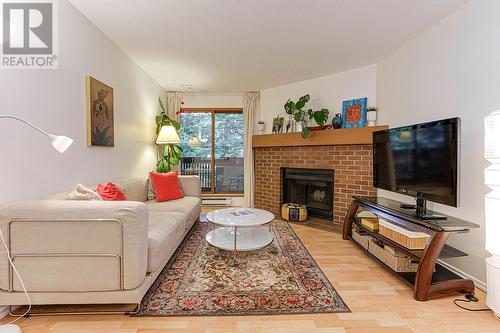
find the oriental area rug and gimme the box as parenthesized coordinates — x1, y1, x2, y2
(136, 219, 349, 316)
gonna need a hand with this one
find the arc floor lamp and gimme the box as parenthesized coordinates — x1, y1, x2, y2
(0, 115, 74, 333)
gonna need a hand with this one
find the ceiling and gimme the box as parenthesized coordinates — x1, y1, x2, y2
(69, 0, 467, 92)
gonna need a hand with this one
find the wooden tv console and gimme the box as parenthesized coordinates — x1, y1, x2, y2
(343, 196, 480, 301)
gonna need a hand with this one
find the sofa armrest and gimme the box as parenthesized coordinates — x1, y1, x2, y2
(179, 175, 202, 198)
(0, 200, 148, 292)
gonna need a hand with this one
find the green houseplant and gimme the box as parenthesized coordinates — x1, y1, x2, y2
(155, 97, 183, 172)
(284, 94, 329, 138)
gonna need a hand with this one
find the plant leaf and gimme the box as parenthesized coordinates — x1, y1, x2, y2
(284, 100, 295, 115)
(293, 112, 302, 123)
(170, 119, 181, 130)
(159, 97, 166, 113)
(295, 94, 310, 110)
(313, 108, 329, 125)
(302, 126, 309, 139)
(155, 115, 163, 125)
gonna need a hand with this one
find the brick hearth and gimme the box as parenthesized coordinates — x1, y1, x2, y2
(254, 144, 376, 225)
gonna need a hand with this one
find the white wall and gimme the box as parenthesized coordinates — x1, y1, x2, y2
(259, 65, 377, 133)
(182, 93, 242, 108)
(377, 0, 500, 286)
(0, 0, 164, 205)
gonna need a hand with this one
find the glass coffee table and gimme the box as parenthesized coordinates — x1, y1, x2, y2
(206, 208, 275, 266)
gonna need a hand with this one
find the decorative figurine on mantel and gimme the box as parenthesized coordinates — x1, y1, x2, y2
(332, 113, 342, 129)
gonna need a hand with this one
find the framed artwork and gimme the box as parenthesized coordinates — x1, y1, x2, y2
(342, 98, 367, 128)
(272, 116, 284, 133)
(86, 76, 114, 147)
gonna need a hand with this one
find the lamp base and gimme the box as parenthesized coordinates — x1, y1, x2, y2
(486, 255, 500, 318)
(0, 325, 22, 333)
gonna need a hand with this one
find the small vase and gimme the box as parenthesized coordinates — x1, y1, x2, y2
(332, 113, 342, 129)
(367, 111, 377, 127)
(257, 122, 265, 134)
(296, 121, 303, 132)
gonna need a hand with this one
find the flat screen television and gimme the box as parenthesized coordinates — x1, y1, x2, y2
(373, 118, 460, 215)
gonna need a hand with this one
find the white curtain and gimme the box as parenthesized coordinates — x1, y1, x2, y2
(166, 91, 184, 121)
(243, 92, 260, 208)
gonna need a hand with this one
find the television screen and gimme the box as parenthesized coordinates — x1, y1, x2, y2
(373, 118, 460, 207)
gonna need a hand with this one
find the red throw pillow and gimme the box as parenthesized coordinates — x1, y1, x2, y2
(149, 171, 184, 202)
(96, 183, 128, 201)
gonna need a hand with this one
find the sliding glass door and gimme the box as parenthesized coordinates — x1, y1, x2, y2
(179, 109, 244, 194)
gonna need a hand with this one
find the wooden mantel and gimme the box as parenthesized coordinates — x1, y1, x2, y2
(252, 125, 389, 148)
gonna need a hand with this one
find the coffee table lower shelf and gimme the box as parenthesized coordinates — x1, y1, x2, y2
(206, 227, 274, 252)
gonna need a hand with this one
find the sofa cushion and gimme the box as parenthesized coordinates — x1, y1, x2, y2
(149, 171, 184, 202)
(113, 177, 148, 202)
(45, 190, 72, 200)
(65, 184, 102, 201)
(97, 183, 128, 201)
(145, 196, 201, 226)
(147, 211, 186, 273)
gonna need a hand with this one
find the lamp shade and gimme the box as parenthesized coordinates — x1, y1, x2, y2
(48, 134, 74, 153)
(156, 125, 180, 144)
(485, 110, 500, 257)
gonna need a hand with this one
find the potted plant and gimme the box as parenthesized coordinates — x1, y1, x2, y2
(155, 97, 183, 172)
(284, 94, 329, 138)
(367, 106, 377, 127)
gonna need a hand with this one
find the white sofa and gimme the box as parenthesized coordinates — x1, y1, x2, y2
(0, 176, 202, 309)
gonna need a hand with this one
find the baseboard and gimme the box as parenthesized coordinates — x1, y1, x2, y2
(0, 305, 9, 320)
(438, 259, 487, 291)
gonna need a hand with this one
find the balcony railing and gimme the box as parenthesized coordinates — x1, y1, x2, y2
(180, 158, 212, 192)
(180, 157, 244, 193)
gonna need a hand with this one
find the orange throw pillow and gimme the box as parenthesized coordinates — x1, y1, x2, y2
(149, 171, 184, 202)
(96, 183, 128, 201)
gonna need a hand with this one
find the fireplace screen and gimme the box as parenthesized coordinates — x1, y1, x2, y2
(282, 168, 334, 220)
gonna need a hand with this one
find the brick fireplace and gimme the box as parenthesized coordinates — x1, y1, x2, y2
(254, 144, 377, 225)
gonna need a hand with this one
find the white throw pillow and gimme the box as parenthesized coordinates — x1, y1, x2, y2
(66, 184, 103, 201)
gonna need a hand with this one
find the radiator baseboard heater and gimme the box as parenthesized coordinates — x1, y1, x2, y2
(202, 197, 232, 206)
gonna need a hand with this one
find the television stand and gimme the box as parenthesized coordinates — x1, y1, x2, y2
(400, 203, 417, 209)
(400, 198, 448, 220)
(343, 196, 480, 301)
(419, 214, 448, 220)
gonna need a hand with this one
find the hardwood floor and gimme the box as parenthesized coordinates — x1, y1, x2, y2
(2, 210, 498, 332)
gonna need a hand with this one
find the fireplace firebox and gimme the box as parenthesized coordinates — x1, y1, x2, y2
(281, 168, 334, 220)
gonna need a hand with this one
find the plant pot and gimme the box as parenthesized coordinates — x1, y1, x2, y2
(309, 125, 333, 131)
(367, 111, 377, 127)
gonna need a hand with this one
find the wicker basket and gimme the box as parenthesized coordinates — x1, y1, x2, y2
(379, 219, 430, 250)
(352, 228, 372, 249)
(281, 203, 307, 222)
(368, 239, 419, 272)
